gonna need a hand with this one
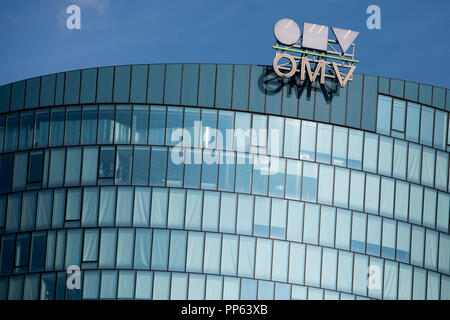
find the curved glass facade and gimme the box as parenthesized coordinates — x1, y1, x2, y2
(0, 64, 448, 300)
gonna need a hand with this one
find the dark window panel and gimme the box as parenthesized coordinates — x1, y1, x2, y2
(232, 65, 250, 111)
(96, 67, 114, 103)
(115, 147, 133, 185)
(30, 232, 46, 272)
(5, 113, 19, 152)
(361, 75, 377, 131)
(81, 105, 98, 145)
(164, 64, 182, 105)
(198, 64, 216, 108)
(330, 78, 347, 126)
(28, 151, 44, 184)
(404, 81, 418, 102)
(249, 65, 266, 113)
(0, 235, 15, 276)
(99, 146, 115, 179)
(0, 84, 11, 113)
(432, 87, 445, 110)
(215, 64, 233, 109)
(113, 65, 131, 103)
(64, 70, 81, 105)
(19, 111, 35, 150)
(25, 78, 40, 109)
(314, 79, 332, 123)
(49, 108, 65, 147)
(10, 80, 26, 111)
(54, 73, 65, 106)
(298, 79, 314, 120)
(181, 64, 199, 107)
(0, 115, 4, 152)
(378, 77, 389, 95)
(130, 65, 148, 104)
(0, 154, 13, 194)
(389, 79, 404, 98)
(64, 106, 81, 145)
(346, 73, 363, 128)
(39, 74, 56, 107)
(147, 64, 165, 104)
(80, 68, 97, 104)
(419, 84, 432, 105)
(265, 68, 282, 115)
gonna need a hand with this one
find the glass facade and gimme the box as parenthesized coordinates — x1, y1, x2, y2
(0, 64, 448, 300)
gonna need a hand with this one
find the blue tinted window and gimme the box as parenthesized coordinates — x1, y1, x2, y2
(113, 66, 131, 103)
(65, 107, 81, 145)
(420, 106, 434, 146)
(302, 162, 317, 202)
(115, 147, 132, 185)
(80, 69, 97, 104)
(97, 106, 114, 144)
(132, 105, 149, 144)
(198, 64, 216, 107)
(149, 147, 167, 186)
(19, 111, 34, 150)
(5, 113, 19, 152)
(149, 106, 166, 145)
(130, 65, 148, 103)
(181, 64, 199, 106)
(377, 95, 392, 135)
(114, 105, 132, 144)
(97, 67, 114, 103)
(81, 106, 98, 145)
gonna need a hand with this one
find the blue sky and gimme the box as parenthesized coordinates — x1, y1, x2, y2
(0, 0, 449, 88)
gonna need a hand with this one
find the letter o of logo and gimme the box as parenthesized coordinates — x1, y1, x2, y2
(273, 53, 297, 78)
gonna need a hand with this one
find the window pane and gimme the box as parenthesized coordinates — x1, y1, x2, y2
(149, 147, 167, 186)
(65, 107, 81, 145)
(148, 106, 165, 145)
(333, 167, 349, 208)
(316, 124, 332, 163)
(5, 113, 19, 152)
(393, 139, 407, 179)
(284, 119, 300, 159)
(81, 106, 98, 145)
(134, 229, 152, 269)
(363, 133, 378, 173)
(132, 105, 149, 144)
(378, 136, 393, 176)
(97, 106, 114, 144)
(34, 110, 50, 148)
(132, 146, 150, 186)
(367, 215, 381, 256)
(420, 106, 434, 146)
(286, 160, 302, 200)
(99, 146, 115, 179)
(406, 102, 420, 142)
(303, 204, 320, 245)
(300, 121, 316, 161)
(302, 162, 318, 202)
(351, 212, 366, 253)
(319, 206, 335, 247)
(332, 127, 347, 167)
(114, 105, 132, 144)
(392, 99, 406, 132)
(19, 111, 35, 150)
(348, 129, 362, 170)
(376, 95, 392, 135)
(238, 236, 255, 278)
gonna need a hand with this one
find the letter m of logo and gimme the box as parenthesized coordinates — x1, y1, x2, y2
(300, 57, 326, 84)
